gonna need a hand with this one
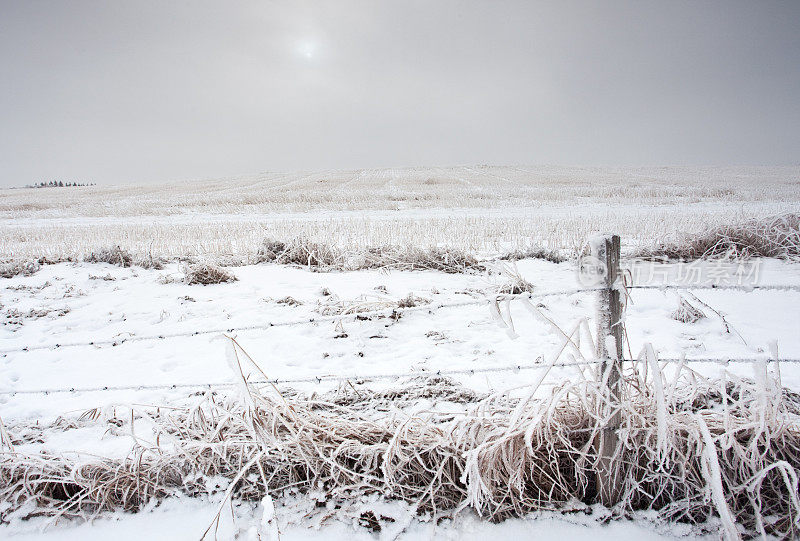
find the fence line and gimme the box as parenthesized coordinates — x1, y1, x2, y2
(2, 356, 798, 397)
(0, 287, 603, 355)
(1, 282, 798, 356)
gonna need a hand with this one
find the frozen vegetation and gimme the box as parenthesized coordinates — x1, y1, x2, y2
(1, 166, 799, 539)
(2, 165, 799, 264)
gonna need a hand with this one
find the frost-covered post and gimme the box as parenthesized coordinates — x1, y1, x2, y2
(592, 233, 623, 506)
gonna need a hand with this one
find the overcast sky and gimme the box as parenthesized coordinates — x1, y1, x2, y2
(1, 1, 799, 186)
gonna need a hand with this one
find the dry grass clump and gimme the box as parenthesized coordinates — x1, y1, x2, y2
(256, 238, 484, 273)
(85, 246, 167, 269)
(1, 345, 799, 537)
(133, 254, 167, 270)
(1, 250, 163, 278)
(360, 246, 484, 273)
(5, 306, 69, 322)
(88, 273, 116, 281)
(498, 280, 534, 295)
(316, 294, 396, 316)
(256, 238, 338, 268)
(639, 213, 800, 261)
(255, 239, 287, 263)
(84, 246, 133, 267)
(491, 261, 535, 295)
(396, 293, 431, 308)
(0, 259, 40, 278)
(315, 292, 430, 316)
(183, 263, 237, 285)
(497, 272, 535, 295)
(275, 296, 302, 306)
(671, 296, 707, 323)
(499, 247, 567, 264)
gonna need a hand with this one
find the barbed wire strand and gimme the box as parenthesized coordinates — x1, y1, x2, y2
(2, 357, 798, 397)
(0, 288, 603, 355)
(626, 284, 800, 293)
(2, 283, 798, 356)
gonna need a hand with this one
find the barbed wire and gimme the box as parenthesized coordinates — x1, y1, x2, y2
(0, 287, 603, 355)
(1, 357, 798, 397)
(626, 284, 800, 293)
(0, 283, 796, 356)
(0, 360, 585, 396)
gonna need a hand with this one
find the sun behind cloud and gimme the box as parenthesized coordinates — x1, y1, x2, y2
(297, 40, 316, 60)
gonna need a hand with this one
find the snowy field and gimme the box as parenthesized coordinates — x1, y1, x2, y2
(2, 165, 799, 261)
(3, 258, 800, 420)
(1, 166, 800, 539)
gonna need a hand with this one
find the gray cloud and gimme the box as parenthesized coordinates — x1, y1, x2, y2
(1, 0, 799, 186)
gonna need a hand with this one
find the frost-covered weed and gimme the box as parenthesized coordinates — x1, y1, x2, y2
(256, 238, 483, 273)
(183, 263, 237, 285)
(671, 296, 706, 323)
(396, 293, 431, 308)
(0, 259, 40, 278)
(2, 357, 799, 538)
(499, 247, 566, 264)
(85, 246, 133, 267)
(640, 213, 800, 261)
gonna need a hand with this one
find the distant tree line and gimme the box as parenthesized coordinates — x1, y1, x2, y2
(26, 180, 96, 188)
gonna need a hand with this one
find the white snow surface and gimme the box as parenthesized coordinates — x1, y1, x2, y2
(2, 259, 799, 419)
(1, 255, 800, 539)
(3, 496, 713, 540)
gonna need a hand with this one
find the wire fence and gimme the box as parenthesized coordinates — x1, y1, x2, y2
(0, 287, 602, 355)
(2, 283, 799, 356)
(1, 356, 799, 397)
(1, 280, 799, 397)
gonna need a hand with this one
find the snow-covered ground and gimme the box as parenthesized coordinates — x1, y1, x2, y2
(3, 258, 800, 422)
(2, 166, 799, 539)
(4, 496, 712, 540)
(1, 254, 799, 539)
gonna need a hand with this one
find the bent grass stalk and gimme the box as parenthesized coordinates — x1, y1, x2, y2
(1, 341, 799, 537)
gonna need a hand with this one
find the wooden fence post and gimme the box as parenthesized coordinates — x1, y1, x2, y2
(592, 234, 624, 506)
